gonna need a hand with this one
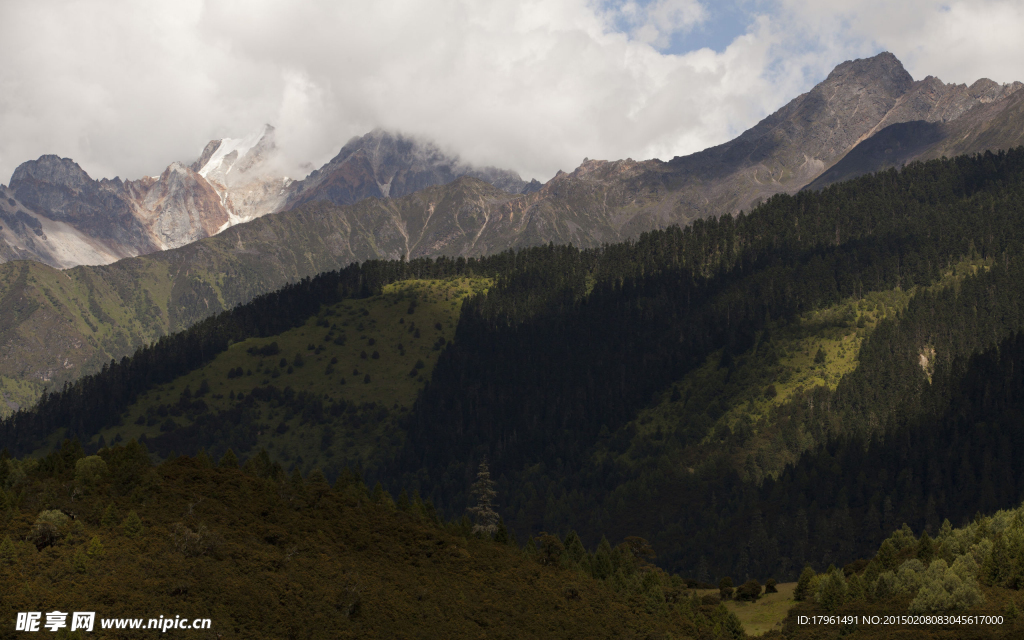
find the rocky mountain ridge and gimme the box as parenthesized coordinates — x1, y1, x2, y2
(3, 53, 1021, 271)
(0, 127, 541, 268)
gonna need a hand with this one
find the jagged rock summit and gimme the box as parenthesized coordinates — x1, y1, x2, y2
(660, 52, 1023, 216)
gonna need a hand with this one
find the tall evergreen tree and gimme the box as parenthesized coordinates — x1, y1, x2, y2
(468, 460, 500, 535)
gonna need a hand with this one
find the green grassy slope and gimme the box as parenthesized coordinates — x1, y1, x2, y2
(70, 278, 491, 476)
(601, 258, 991, 485)
(697, 582, 798, 637)
(0, 179, 513, 419)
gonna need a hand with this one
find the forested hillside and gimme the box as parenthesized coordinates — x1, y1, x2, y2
(780, 497, 1024, 639)
(6, 148, 1024, 587)
(0, 445, 744, 640)
(395, 149, 1024, 580)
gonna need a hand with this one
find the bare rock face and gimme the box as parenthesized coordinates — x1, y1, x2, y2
(0, 185, 126, 267)
(127, 163, 231, 248)
(9, 156, 158, 258)
(657, 52, 1022, 218)
(807, 76, 1024, 190)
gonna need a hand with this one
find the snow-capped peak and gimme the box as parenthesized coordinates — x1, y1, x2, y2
(197, 124, 274, 180)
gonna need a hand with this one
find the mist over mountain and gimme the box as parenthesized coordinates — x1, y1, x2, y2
(0, 128, 540, 269)
(3, 52, 1021, 273)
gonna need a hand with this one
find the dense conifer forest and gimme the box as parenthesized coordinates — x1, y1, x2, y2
(6, 148, 1024, 596)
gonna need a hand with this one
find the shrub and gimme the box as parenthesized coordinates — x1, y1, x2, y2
(736, 579, 762, 601)
(75, 455, 108, 485)
(719, 577, 734, 600)
(814, 347, 826, 364)
(765, 578, 778, 593)
(171, 523, 217, 557)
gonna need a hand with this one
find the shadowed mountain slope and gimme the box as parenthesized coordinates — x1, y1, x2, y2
(2, 53, 1024, 414)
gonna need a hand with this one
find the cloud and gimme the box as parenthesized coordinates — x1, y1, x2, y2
(776, 0, 1024, 85)
(0, 0, 1022, 186)
(607, 0, 709, 48)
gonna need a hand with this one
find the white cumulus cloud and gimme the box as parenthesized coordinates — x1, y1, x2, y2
(0, 0, 1021, 186)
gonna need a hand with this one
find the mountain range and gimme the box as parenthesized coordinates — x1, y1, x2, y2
(2, 53, 1022, 272)
(0, 127, 541, 269)
(1, 51, 1023, 416)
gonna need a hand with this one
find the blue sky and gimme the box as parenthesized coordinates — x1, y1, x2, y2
(1, 0, 1023, 183)
(608, 0, 761, 54)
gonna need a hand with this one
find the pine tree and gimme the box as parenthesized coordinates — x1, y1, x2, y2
(815, 568, 847, 613)
(101, 503, 119, 528)
(592, 539, 614, 580)
(794, 566, 816, 601)
(194, 449, 213, 469)
(467, 460, 500, 535)
(87, 536, 104, 558)
(916, 531, 935, 564)
(219, 449, 238, 469)
(0, 535, 15, 565)
(564, 530, 586, 565)
(122, 511, 143, 539)
(71, 548, 89, 573)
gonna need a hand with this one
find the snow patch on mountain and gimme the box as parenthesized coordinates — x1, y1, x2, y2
(197, 125, 271, 180)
